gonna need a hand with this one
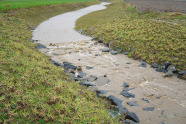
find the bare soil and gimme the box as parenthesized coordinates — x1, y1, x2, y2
(124, 0, 186, 13)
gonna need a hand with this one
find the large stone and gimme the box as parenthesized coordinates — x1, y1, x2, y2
(125, 112, 140, 123)
(79, 82, 96, 87)
(164, 70, 173, 77)
(162, 61, 170, 70)
(124, 51, 129, 55)
(98, 40, 103, 43)
(102, 48, 110, 52)
(87, 75, 97, 82)
(152, 64, 159, 68)
(95, 90, 107, 95)
(177, 70, 186, 80)
(155, 68, 166, 73)
(51, 60, 63, 67)
(143, 107, 154, 111)
(109, 109, 118, 118)
(35, 43, 46, 49)
(110, 50, 117, 55)
(127, 101, 139, 106)
(96, 76, 110, 86)
(118, 104, 129, 115)
(121, 90, 135, 98)
(107, 95, 123, 106)
(77, 72, 87, 78)
(124, 119, 139, 124)
(167, 65, 176, 72)
(63, 62, 77, 70)
(123, 83, 129, 88)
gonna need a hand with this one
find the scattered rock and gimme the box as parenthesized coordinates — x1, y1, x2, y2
(51, 60, 63, 67)
(71, 78, 79, 81)
(98, 40, 103, 43)
(53, 53, 59, 56)
(167, 65, 176, 72)
(155, 68, 166, 73)
(123, 83, 129, 88)
(121, 90, 135, 98)
(95, 90, 107, 95)
(109, 109, 118, 118)
(124, 119, 139, 124)
(107, 95, 123, 106)
(164, 70, 173, 77)
(102, 48, 110, 52)
(125, 112, 140, 123)
(94, 41, 98, 45)
(86, 66, 93, 70)
(95, 54, 100, 56)
(152, 64, 159, 68)
(142, 98, 149, 103)
(177, 70, 186, 80)
(124, 51, 129, 55)
(162, 61, 170, 70)
(96, 76, 110, 86)
(110, 50, 117, 55)
(118, 104, 129, 115)
(127, 101, 139, 106)
(63, 62, 77, 70)
(126, 62, 131, 64)
(77, 72, 87, 78)
(130, 48, 135, 52)
(79, 82, 96, 87)
(35, 43, 46, 49)
(87, 75, 97, 82)
(77, 66, 82, 72)
(117, 49, 122, 54)
(140, 61, 146, 67)
(87, 86, 98, 92)
(143, 107, 154, 111)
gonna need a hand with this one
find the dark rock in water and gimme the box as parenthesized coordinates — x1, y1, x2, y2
(86, 66, 93, 70)
(118, 104, 129, 115)
(102, 48, 110, 52)
(140, 61, 146, 67)
(79, 82, 96, 87)
(77, 29, 83, 34)
(77, 72, 87, 78)
(155, 68, 166, 73)
(124, 119, 139, 124)
(124, 51, 129, 55)
(121, 90, 135, 98)
(64, 62, 77, 70)
(98, 40, 103, 43)
(142, 98, 149, 103)
(130, 48, 135, 52)
(143, 107, 154, 111)
(95, 54, 100, 56)
(164, 70, 173, 77)
(123, 83, 129, 88)
(127, 101, 139, 106)
(162, 61, 170, 70)
(51, 60, 63, 66)
(107, 95, 123, 106)
(109, 109, 118, 118)
(35, 43, 46, 49)
(152, 64, 159, 68)
(96, 76, 110, 86)
(110, 50, 117, 55)
(125, 112, 140, 123)
(87, 75, 97, 82)
(160, 121, 165, 124)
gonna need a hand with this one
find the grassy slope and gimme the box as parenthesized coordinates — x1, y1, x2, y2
(76, 0, 186, 70)
(0, 0, 96, 11)
(0, 2, 118, 123)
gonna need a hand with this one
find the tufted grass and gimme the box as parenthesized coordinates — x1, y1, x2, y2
(75, 0, 186, 70)
(0, 1, 118, 123)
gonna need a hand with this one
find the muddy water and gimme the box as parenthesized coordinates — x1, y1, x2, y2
(32, 2, 186, 124)
(38, 41, 186, 124)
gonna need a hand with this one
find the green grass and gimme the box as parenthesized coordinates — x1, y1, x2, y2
(0, 1, 118, 123)
(0, 0, 96, 11)
(76, 0, 186, 70)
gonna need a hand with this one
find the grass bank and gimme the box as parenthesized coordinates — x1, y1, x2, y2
(76, 0, 186, 70)
(0, 1, 118, 123)
(0, 0, 96, 11)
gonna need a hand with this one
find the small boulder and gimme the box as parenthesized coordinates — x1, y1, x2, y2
(124, 51, 129, 55)
(102, 48, 110, 52)
(127, 101, 139, 106)
(140, 61, 146, 67)
(77, 72, 87, 78)
(130, 48, 135, 52)
(98, 40, 103, 43)
(77, 29, 83, 34)
(107, 95, 123, 106)
(35, 43, 46, 49)
(162, 61, 170, 70)
(109, 109, 118, 118)
(96, 76, 110, 86)
(123, 83, 129, 88)
(87, 75, 97, 82)
(142, 98, 149, 103)
(152, 64, 159, 68)
(118, 104, 129, 115)
(110, 50, 117, 55)
(63, 62, 77, 70)
(143, 107, 154, 111)
(164, 70, 173, 77)
(86, 66, 93, 70)
(125, 112, 140, 123)
(121, 90, 135, 98)
(79, 82, 96, 87)
(155, 68, 166, 73)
